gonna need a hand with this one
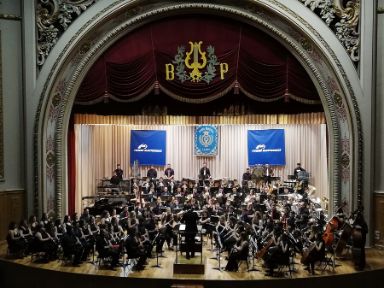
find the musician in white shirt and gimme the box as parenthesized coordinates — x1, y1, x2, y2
(263, 164, 274, 184)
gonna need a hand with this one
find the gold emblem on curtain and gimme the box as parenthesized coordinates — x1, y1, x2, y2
(165, 41, 228, 83)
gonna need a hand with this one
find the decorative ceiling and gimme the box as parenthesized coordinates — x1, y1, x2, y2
(35, 0, 361, 70)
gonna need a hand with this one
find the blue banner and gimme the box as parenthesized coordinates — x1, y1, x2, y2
(194, 125, 218, 156)
(248, 129, 286, 165)
(130, 130, 166, 165)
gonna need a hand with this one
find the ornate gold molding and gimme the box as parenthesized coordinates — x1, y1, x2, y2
(298, 0, 360, 64)
(36, 0, 98, 68)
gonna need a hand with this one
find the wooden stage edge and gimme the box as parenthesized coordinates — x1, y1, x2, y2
(1, 241, 384, 288)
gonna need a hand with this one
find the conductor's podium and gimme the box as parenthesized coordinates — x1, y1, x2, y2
(174, 224, 205, 275)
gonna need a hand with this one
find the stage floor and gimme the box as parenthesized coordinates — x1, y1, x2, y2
(1, 240, 384, 281)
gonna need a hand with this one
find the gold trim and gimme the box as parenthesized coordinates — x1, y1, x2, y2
(0, 14, 22, 21)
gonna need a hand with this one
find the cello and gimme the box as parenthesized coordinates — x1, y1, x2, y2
(256, 234, 274, 259)
(322, 216, 339, 246)
(301, 241, 316, 265)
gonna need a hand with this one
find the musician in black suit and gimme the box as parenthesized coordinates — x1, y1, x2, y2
(242, 168, 252, 182)
(164, 163, 174, 180)
(352, 208, 368, 270)
(293, 163, 305, 179)
(263, 164, 274, 184)
(111, 164, 123, 185)
(225, 232, 249, 271)
(242, 168, 252, 188)
(181, 204, 199, 259)
(199, 162, 211, 180)
(147, 165, 158, 190)
(147, 165, 157, 179)
(124, 228, 147, 270)
(61, 225, 84, 265)
(115, 164, 123, 180)
(303, 232, 325, 275)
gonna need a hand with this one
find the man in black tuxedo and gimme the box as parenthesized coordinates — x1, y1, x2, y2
(181, 205, 199, 259)
(147, 165, 157, 179)
(199, 162, 211, 180)
(164, 163, 174, 180)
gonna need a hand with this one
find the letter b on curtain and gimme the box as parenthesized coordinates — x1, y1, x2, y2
(130, 130, 166, 165)
(248, 129, 285, 165)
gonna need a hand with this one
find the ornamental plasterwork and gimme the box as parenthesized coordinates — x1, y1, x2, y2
(36, 0, 99, 68)
(298, 0, 360, 64)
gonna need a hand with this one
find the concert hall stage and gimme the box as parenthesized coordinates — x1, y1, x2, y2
(1, 241, 384, 288)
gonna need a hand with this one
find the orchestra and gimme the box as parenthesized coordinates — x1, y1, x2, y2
(5, 164, 367, 277)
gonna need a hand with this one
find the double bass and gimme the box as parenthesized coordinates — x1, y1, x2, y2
(335, 221, 353, 256)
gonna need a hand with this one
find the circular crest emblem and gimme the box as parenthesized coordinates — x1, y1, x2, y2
(195, 125, 218, 156)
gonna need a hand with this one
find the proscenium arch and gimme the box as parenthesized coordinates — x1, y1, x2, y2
(34, 0, 361, 218)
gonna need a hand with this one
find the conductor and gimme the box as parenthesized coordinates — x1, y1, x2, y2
(181, 204, 199, 259)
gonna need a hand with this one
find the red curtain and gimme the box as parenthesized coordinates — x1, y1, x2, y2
(76, 15, 320, 105)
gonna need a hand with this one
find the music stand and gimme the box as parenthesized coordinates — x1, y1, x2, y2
(151, 232, 162, 268)
(89, 242, 97, 266)
(212, 232, 223, 272)
(248, 237, 260, 272)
